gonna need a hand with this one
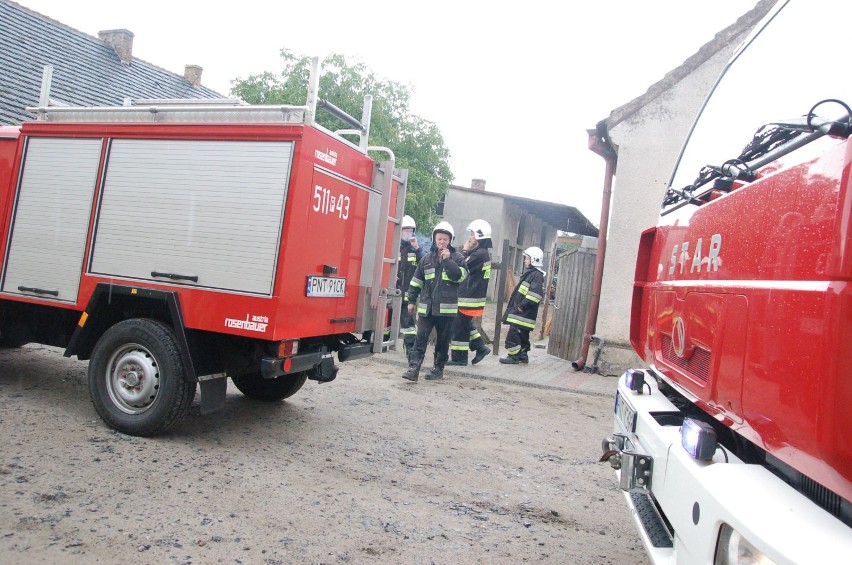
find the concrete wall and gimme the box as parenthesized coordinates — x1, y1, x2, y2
(442, 188, 504, 257)
(441, 188, 505, 299)
(595, 31, 753, 372)
(442, 187, 563, 299)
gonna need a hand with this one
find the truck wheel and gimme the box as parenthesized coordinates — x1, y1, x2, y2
(88, 319, 196, 436)
(230, 371, 307, 401)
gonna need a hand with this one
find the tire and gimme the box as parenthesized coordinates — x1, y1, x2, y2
(230, 370, 307, 401)
(88, 319, 196, 436)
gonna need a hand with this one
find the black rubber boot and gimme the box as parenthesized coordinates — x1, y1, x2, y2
(471, 346, 491, 365)
(402, 350, 423, 381)
(446, 354, 467, 366)
(517, 351, 529, 364)
(425, 353, 447, 380)
(499, 354, 521, 365)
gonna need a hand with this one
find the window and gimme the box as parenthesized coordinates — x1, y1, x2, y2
(435, 194, 445, 217)
(517, 214, 527, 245)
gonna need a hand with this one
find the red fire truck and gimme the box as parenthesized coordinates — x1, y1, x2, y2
(601, 1, 852, 563)
(0, 59, 406, 436)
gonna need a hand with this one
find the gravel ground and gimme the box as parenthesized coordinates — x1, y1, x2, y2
(0, 343, 646, 564)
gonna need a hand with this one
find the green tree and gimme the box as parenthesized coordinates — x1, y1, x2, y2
(231, 50, 452, 233)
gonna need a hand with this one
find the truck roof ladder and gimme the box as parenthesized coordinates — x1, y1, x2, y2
(26, 58, 375, 154)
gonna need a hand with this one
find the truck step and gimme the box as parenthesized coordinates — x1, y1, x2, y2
(629, 492, 673, 548)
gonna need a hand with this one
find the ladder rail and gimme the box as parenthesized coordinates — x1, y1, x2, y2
(384, 168, 409, 352)
(369, 160, 407, 353)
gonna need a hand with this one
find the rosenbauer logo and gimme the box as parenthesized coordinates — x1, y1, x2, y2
(224, 314, 268, 333)
(315, 148, 338, 166)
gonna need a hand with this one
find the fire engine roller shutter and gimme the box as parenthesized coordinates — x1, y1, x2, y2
(1, 137, 102, 302)
(90, 139, 293, 296)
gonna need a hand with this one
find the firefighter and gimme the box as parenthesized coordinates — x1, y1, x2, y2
(396, 215, 423, 353)
(447, 219, 493, 366)
(402, 221, 467, 381)
(500, 246, 546, 364)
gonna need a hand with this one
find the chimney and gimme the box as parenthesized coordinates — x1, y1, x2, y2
(471, 178, 486, 190)
(184, 65, 203, 88)
(98, 29, 134, 64)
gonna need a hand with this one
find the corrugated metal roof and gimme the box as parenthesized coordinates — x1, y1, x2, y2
(0, 0, 225, 126)
(450, 184, 599, 237)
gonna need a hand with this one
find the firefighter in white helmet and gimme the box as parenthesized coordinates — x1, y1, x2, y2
(500, 246, 546, 364)
(395, 215, 423, 353)
(402, 221, 468, 381)
(447, 219, 493, 366)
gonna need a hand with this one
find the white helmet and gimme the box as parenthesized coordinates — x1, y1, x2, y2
(432, 221, 455, 241)
(466, 219, 492, 240)
(524, 246, 544, 267)
(401, 215, 416, 230)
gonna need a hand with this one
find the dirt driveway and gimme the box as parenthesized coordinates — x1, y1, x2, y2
(0, 344, 646, 564)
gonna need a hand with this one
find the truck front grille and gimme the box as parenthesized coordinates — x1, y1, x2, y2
(661, 335, 710, 382)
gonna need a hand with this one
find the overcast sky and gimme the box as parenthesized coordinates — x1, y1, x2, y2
(16, 0, 758, 226)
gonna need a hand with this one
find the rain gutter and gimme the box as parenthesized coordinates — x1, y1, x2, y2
(573, 121, 617, 372)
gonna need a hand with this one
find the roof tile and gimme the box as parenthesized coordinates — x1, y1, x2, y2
(1, 0, 225, 125)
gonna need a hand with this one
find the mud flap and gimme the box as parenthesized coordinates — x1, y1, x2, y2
(199, 374, 227, 414)
(308, 354, 338, 383)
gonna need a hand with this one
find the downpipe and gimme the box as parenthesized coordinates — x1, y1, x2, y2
(573, 121, 616, 371)
(583, 335, 605, 374)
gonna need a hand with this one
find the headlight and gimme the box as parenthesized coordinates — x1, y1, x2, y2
(715, 523, 777, 565)
(625, 369, 646, 393)
(681, 417, 717, 461)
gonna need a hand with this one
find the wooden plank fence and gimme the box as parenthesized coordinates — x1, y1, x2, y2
(546, 248, 597, 361)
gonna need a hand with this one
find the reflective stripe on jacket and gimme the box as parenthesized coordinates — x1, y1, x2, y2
(406, 246, 467, 317)
(503, 266, 545, 329)
(396, 240, 422, 303)
(457, 246, 491, 314)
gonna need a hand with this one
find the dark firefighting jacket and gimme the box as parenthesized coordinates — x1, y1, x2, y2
(406, 245, 468, 317)
(503, 266, 545, 330)
(457, 246, 491, 315)
(397, 239, 422, 304)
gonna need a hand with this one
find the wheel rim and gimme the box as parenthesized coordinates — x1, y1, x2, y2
(105, 342, 160, 415)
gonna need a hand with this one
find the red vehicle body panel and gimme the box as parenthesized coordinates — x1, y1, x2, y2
(631, 136, 852, 500)
(0, 121, 392, 342)
(0, 127, 20, 191)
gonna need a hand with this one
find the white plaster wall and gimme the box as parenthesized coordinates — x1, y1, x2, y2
(596, 45, 743, 348)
